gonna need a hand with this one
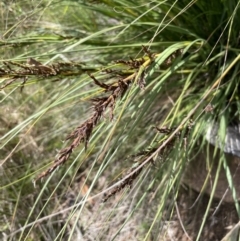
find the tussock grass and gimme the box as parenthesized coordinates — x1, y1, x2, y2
(1, 1, 240, 240)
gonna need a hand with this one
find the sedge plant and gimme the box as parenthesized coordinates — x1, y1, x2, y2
(1, 1, 240, 241)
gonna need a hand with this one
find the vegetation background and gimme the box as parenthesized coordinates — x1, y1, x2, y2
(1, 0, 240, 240)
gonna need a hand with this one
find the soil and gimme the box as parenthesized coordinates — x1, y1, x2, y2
(163, 186, 239, 241)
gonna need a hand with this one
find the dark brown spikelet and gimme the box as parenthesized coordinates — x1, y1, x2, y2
(35, 75, 131, 181)
(0, 59, 89, 90)
(65, 119, 95, 150)
(115, 58, 145, 69)
(35, 116, 96, 181)
(102, 164, 144, 202)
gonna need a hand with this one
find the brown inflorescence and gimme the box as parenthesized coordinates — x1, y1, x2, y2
(102, 123, 193, 202)
(21, 46, 183, 183)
